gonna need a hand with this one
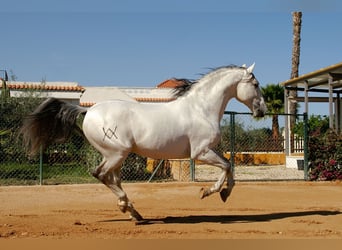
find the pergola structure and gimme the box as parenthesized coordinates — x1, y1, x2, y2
(280, 62, 342, 133)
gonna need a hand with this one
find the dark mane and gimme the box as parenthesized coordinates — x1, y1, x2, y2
(172, 78, 197, 97)
(172, 65, 243, 97)
(209, 64, 243, 72)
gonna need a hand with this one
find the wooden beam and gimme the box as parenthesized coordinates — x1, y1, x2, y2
(294, 97, 338, 102)
(329, 75, 334, 129)
(285, 86, 342, 94)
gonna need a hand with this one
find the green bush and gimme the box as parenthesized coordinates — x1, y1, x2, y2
(1, 92, 43, 164)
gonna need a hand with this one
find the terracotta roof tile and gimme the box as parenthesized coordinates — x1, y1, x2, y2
(156, 79, 184, 88)
(134, 97, 176, 102)
(1, 83, 85, 92)
(80, 102, 96, 107)
(80, 97, 175, 107)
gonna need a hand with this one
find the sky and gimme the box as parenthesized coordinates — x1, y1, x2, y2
(1, 0, 342, 116)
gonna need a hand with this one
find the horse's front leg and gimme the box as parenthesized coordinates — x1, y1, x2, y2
(196, 149, 235, 202)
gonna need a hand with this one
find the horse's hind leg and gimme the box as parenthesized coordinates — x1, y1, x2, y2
(106, 168, 143, 221)
(196, 149, 235, 202)
(92, 156, 143, 221)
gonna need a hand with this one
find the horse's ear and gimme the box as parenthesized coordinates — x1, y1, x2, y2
(247, 63, 255, 73)
(242, 64, 247, 68)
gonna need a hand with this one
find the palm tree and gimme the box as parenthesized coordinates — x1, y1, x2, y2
(291, 12, 302, 80)
(290, 11, 302, 152)
(261, 84, 284, 141)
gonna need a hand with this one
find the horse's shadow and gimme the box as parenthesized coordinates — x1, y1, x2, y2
(100, 210, 341, 225)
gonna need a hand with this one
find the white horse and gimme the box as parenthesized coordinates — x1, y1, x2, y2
(20, 63, 266, 221)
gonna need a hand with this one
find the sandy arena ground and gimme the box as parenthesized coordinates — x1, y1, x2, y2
(0, 181, 341, 239)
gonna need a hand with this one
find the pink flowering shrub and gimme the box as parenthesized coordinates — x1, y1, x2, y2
(308, 129, 342, 181)
(309, 158, 342, 181)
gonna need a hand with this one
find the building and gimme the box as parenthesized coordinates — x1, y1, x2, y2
(0, 80, 84, 105)
(280, 62, 342, 170)
(280, 61, 342, 134)
(0, 78, 184, 106)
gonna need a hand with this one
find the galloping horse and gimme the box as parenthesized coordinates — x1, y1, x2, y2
(20, 64, 266, 221)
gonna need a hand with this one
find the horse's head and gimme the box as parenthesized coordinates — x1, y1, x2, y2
(236, 63, 267, 117)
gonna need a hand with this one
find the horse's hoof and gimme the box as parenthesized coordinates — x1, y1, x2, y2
(199, 187, 210, 199)
(219, 188, 231, 202)
(130, 209, 144, 222)
(199, 187, 205, 199)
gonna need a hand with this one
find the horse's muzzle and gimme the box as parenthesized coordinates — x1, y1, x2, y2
(253, 109, 266, 118)
(252, 98, 267, 118)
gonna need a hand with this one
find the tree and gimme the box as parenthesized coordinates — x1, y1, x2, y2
(290, 11, 302, 152)
(261, 84, 284, 139)
(0, 83, 43, 163)
(293, 115, 329, 137)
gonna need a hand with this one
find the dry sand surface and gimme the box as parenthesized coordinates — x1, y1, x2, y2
(0, 181, 341, 239)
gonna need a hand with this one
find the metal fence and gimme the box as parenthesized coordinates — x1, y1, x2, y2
(0, 111, 307, 185)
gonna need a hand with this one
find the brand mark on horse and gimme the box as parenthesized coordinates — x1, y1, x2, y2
(102, 126, 118, 141)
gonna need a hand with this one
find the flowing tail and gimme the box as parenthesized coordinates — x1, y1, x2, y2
(20, 97, 88, 156)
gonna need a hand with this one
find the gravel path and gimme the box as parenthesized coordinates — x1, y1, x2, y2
(195, 164, 305, 181)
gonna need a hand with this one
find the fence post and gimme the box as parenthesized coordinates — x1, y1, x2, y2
(190, 159, 195, 181)
(148, 159, 164, 182)
(303, 112, 309, 180)
(229, 112, 235, 175)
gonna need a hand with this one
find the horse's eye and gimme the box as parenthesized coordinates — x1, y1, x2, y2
(253, 80, 259, 87)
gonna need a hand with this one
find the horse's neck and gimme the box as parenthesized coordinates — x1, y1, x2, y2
(185, 71, 242, 123)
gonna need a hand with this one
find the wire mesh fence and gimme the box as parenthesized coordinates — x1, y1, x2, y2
(0, 110, 308, 185)
(195, 112, 307, 181)
(0, 129, 189, 185)
(216, 112, 307, 181)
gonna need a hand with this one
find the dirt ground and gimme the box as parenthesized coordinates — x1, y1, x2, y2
(0, 181, 341, 239)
